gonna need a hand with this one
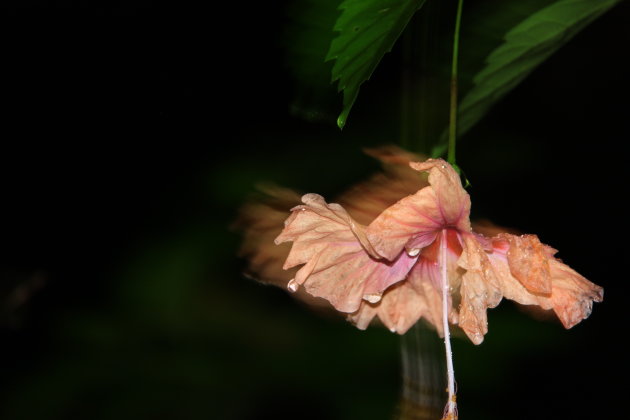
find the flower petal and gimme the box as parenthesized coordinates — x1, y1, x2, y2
(275, 194, 417, 313)
(276, 194, 381, 266)
(411, 260, 447, 337)
(487, 255, 547, 308)
(349, 231, 463, 335)
(349, 281, 428, 334)
(486, 234, 603, 329)
(548, 259, 603, 329)
(504, 234, 552, 295)
(407, 253, 461, 337)
(409, 159, 471, 231)
(366, 187, 442, 261)
(457, 235, 503, 344)
(367, 159, 471, 261)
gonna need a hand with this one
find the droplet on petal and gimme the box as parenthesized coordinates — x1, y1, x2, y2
(287, 279, 299, 293)
(407, 248, 420, 257)
(363, 293, 382, 304)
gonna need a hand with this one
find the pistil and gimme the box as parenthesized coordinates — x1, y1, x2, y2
(440, 229, 458, 419)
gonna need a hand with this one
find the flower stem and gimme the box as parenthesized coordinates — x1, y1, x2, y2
(440, 229, 457, 419)
(447, 0, 464, 167)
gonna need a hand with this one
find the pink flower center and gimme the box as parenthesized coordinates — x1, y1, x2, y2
(420, 228, 463, 262)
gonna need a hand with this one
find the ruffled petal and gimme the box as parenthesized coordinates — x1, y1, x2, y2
(486, 249, 549, 308)
(275, 194, 417, 313)
(409, 159, 471, 231)
(457, 235, 503, 344)
(407, 248, 462, 337)
(486, 233, 602, 329)
(348, 281, 428, 334)
(235, 186, 336, 309)
(548, 259, 603, 329)
(367, 159, 470, 261)
(366, 187, 442, 261)
(410, 260, 447, 337)
(347, 232, 463, 336)
(504, 234, 552, 295)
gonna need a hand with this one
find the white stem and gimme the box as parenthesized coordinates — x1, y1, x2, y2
(440, 229, 457, 419)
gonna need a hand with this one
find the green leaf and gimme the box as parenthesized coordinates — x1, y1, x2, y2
(327, 0, 427, 129)
(457, 0, 621, 139)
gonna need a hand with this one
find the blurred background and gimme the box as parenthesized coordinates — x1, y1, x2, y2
(1, 1, 628, 419)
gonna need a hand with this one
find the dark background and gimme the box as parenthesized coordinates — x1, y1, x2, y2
(1, 1, 627, 419)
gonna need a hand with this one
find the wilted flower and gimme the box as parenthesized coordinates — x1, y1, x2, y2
(273, 157, 603, 344)
(237, 148, 602, 344)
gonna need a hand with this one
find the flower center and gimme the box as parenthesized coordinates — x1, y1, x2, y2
(420, 228, 463, 262)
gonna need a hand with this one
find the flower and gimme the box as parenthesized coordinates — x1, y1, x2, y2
(237, 149, 604, 420)
(274, 157, 603, 344)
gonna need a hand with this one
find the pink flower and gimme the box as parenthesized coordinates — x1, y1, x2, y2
(275, 158, 603, 344)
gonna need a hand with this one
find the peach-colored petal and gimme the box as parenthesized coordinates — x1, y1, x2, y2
(347, 226, 464, 336)
(486, 249, 549, 308)
(407, 251, 461, 338)
(366, 187, 442, 261)
(486, 234, 603, 330)
(367, 159, 470, 261)
(548, 259, 603, 329)
(411, 260, 447, 337)
(235, 186, 337, 308)
(485, 236, 554, 309)
(276, 193, 380, 265)
(457, 235, 503, 344)
(503, 234, 552, 295)
(349, 281, 428, 334)
(275, 194, 417, 313)
(409, 159, 471, 231)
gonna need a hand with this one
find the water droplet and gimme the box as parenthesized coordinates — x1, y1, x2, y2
(287, 279, 299, 293)
(389, 327, 397, 333)
(407, 248, 420, 257)
(363, 293, 382, 303)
